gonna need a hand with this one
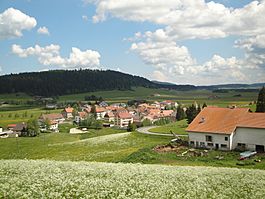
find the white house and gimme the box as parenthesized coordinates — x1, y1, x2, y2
(104, 111, 115, 123)
(186, 107, 265, 152)
(62, 107, 74, 119)
(95, 107, 107, 120)
(74, 112, 87, 123)
(49, 121, 59, 132)
(115, 111, 133, 127)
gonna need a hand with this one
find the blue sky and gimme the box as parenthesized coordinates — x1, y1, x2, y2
(0, 0, 264, 85)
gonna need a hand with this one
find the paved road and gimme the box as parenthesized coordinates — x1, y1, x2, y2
(136, 126, 188, 137)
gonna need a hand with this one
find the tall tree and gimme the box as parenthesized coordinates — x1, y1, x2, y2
(176, 106, 185, 121)
(26, 119, 40, 137)
(256, 86, 265, 112)
(186, 104, 198, 124)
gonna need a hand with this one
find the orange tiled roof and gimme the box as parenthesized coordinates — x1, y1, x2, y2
(7, 124, 17, 128)
(105, 111, 115, 117)
(161, 110, 174, 117)
(148, 109, 161, 115)
(117, 112, 133, 119)
(95, 107, 106, 113)
(237, 112, 265, 129)
(186, 107, 250, 134)
(64, 107, 74, 113)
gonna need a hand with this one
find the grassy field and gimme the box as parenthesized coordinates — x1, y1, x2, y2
(1, 159, 265, 198)
(58, 87, 258, 105)
(0, 105, 61, 127)
(149, 120, 188, 135)
(0, 87, 258, 110)
(0, 129, 169, 162)
(1, 129, 265, 169)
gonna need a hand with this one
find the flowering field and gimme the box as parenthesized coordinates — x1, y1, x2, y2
(1, 160, 265, 198)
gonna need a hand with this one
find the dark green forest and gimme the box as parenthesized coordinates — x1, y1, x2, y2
(0, 69, 158, 96)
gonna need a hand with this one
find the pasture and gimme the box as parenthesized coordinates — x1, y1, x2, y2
(1, 129, 265, 169)
(149, 119, 188, 135)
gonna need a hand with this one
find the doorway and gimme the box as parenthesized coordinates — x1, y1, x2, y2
(215, 144, 219, 150)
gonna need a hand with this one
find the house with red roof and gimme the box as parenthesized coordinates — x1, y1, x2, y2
(186, 107, 265, 152)
(62, 107, 74, 119)
(114, 111, 133, 127)
(95, 106, 107, 119)
(104, 111, 115, 123)
(39, 113, 65, 124)
(75, 111, 88, 123)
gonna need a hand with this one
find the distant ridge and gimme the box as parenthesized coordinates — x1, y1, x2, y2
(198, 83, 265, 90)
(0, 69, 263, 96)
(151, 80, 176, 86)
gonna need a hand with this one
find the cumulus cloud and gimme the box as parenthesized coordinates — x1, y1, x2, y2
(87, 0, 265, 84)
(12, 44, 101, 69)
(131, 35, 264, 85)
(37, 26, 50, 35)
(87, 0, 265, 40)
(0, 7, 37, 40)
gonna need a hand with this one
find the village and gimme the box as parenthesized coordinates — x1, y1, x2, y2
(1, 93, 265, 155)
(0, 99, 177, 136)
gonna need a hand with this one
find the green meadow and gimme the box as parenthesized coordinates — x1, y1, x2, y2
(149, 119, 188, 135)
(1, 129, 265, 169)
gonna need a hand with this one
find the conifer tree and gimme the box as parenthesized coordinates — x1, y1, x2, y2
(256, 86, 265, 112)
(176, 106, 185, 121)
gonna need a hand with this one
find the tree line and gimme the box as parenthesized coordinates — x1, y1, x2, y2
(0, 69, 155, 96)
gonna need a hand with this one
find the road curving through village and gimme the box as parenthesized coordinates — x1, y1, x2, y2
(136, 126, 188, 137)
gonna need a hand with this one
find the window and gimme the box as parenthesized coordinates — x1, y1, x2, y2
(221, 144, 227, 148)
(200, 142, 205, 148)
(207, 143, 213, 147)
(225, 137, 228, 141)
(238, 143, 246, 147)
(206, 135, 212, 142)
(190, 141, 195, 146)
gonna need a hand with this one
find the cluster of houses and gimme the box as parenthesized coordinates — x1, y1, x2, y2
(36, 100, 177, 132)
(0, 122, 27, 138)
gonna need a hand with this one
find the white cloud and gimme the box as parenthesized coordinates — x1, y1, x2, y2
(86, 0, 265, 84)
(0, 7, 37, 40)
(87, 0, 265, 40)
(37, 26, 50, 35)
(12, 44, 101, 69)
(131, 35, 264, 85)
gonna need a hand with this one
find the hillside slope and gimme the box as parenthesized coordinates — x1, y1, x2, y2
(0, 69, 196, 96)
(1, 159, 265, 198)
(0, 69, 155, 96)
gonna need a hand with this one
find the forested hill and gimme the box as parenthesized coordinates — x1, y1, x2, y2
(0, 70, 157, 96)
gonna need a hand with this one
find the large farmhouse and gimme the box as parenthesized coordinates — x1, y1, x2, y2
(186, 107, 265, 152)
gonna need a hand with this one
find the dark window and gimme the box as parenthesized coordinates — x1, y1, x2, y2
(206, 135, 212, 142)
(225, 137, 228, 141)
(207, 143, 213, 147)
(190, 141, 195, 146)
(200, 142, 205, 147)
(221, 144, 227, 148)
(238, 143, 246, 147)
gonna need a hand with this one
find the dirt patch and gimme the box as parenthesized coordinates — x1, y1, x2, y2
(154, 144, 209, 157)
(153, 144, 187, 153)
